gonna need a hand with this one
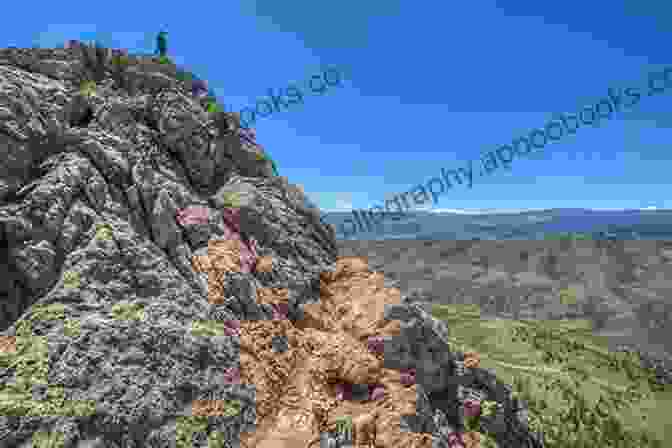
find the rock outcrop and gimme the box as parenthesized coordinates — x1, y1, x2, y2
(0, 41, 543, 447)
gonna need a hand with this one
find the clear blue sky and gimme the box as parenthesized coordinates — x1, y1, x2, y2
(4, 1, 672, 213)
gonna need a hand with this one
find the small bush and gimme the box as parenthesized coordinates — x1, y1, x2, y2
(205, 101, 223, 114)
(112, 53, 130, 69)
(176, 416, 208, 448)
(63, 318, 81, 338)
(559, 287, 578, 306)
(335, 415, 353, 442)
(32, 430, 65, 448)
(95, 223, 113, 241)
(220, 192, 241, 209)
(573, 233, 592, 240)
(79, 80, 96, 98)
(208, 430, 230, 448)
(62, 271, 80, 289)
(29, 303, 66, 322)
(156, 55, 172, 65)
(110, 301, 145, 321)
(544, 232, 592, 241)
(191, 320, 229, 338)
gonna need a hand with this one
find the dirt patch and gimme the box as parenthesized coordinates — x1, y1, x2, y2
(203, 251, 434, 447)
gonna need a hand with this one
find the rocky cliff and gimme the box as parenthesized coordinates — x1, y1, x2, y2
(0, 41, 543, 447)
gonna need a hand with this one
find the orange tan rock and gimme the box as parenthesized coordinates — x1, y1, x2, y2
(203, 253, 437, 447)
(255, 255, 274, 273)
(464, 351, 481, 369)
(0, 336, 16, 353)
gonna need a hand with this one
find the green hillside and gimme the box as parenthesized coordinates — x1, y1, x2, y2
(430, 303, 672, 447)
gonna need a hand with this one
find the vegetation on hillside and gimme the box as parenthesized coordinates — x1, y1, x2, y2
(430, 303, 670, 447)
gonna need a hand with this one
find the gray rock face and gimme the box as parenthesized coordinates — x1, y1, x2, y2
(383, 300, 545, 448)
(0, 42, 543, 447)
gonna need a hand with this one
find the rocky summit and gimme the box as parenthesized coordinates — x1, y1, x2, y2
(0, 41, 543, 447)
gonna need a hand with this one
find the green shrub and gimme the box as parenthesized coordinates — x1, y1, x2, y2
(205, 101, 223, 114)
(220, 191, 241, 209)
(79, 80, 96, 98)
(0, 306, 96, 417)
(175, 70, 192, 81)
(431, 304, 668, 447)
(156, 55, 172, 65)
(176, 416, 207, 448)
(0, 333, 94, 416)
(220, 399, 241, 417)
(544, 232, 593, 241)
(95, 223, 113, 241)
(62, 271, 80, 289)
(509, 323, 666, 447)
(208, 430, 231, 448)
(29, 303, 66, 322)
(559, 287, 578, 306)
(190, 320, 228, 337)
(176, 415, 233, 448)
(573, 233, 592, 240)
(31, 430, 65, 448)
(112, 53, 130, 69)
(63, 318, 81, 338)
(110, 301, 145, 321)
(335, 415, 353, 442)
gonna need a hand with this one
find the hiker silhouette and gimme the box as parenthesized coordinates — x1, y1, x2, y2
(155, 31, 168, 56)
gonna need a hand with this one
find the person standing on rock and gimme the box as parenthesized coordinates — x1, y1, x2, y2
(156, 31, 168, 57)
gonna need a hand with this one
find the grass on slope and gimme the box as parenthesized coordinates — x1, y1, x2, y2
(429, 303, 672, 447)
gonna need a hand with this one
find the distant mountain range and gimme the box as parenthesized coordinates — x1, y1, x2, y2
(321, 208, 672, 240)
